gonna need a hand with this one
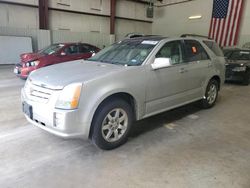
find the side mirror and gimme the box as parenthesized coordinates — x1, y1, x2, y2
(60, 52, 66, 56)
(151, 58, 172, 70)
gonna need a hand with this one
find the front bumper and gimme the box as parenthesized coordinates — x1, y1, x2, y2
(14, 65, 36, 79)
(225, 69, 247, 81)
(21, 88, 89, 139)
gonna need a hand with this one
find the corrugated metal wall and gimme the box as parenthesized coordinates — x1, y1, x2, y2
(0, 27, 114, 52)
(51, 30, 113, 49)
(0, 27, 50, 51)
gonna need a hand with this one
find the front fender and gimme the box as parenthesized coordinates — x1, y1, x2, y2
(77, 67, 147, 138)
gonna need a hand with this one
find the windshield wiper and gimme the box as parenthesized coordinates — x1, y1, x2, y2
(98, 60, 124, 66)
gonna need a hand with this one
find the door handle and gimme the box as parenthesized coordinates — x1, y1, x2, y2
(208, 62, 213, 67)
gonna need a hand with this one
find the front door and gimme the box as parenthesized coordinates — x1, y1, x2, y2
(145, 40, 191, 115)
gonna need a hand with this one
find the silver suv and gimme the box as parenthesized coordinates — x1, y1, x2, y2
(21, 36, 225, 150)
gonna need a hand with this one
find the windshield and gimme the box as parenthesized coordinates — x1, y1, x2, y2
(88, 40, 158, 66)
(228, 50, 250, 60)
(39, 44, 65, 55)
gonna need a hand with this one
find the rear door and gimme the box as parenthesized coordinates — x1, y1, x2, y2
(183, 40, 212, 98)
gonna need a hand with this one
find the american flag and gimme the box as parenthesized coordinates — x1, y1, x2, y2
(208, 0, 244, 47)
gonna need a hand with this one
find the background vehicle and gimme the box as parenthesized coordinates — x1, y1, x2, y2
(223, 48, 250, 85)
(124, 33, 160, 39)
(14, 43, 100, 79)
(124, 33, 145, 39)
(21, 36, 225, 150)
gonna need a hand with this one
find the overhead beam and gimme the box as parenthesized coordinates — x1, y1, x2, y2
(155, 0, 194, 7)
(110, 0, 116, 35)
(0, 0, 152, 28)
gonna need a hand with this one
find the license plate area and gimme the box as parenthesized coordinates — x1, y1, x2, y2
(22, 102, 33, 120)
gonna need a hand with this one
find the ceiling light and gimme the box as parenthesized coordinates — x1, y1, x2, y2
(188, 15, 202, 20)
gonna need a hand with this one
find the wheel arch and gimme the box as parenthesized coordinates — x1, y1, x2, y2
(88, 92, 138, 139)
(210, 75, 221, 90)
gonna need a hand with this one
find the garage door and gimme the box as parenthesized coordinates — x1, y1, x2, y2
(0, 36, 33, 65)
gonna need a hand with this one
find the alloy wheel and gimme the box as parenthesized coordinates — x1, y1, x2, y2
(101, 108, 128, 142)
(207, 84, 217, 105)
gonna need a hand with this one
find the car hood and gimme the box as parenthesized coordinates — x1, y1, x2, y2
(29, 60, 125, 89)
(20, 52, 44, 63)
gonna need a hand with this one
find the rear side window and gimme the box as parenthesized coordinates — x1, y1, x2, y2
(184, 40, 209, 62)
(79, 44, 99, 53)
(78, 44, 90, 53)
(203, 40, 224, 57)
(64, 45, 78, 55)
(88, 45, 99, 53)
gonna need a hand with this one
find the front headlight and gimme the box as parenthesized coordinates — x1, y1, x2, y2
(232, 66, 246, 72)
(30, 60, 40, 66)
(55, 83, 82, 110)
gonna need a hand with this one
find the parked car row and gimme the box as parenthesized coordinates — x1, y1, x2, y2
(20, 36, 226, 150)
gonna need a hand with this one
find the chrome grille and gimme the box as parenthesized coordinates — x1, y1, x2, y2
(24, 80, 54, 103)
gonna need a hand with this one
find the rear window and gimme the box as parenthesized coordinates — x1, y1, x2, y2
(203, 40, 224, 57)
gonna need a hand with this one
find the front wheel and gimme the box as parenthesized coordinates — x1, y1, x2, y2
(91, 99, 133, 150)
(201, 79, 219, 109)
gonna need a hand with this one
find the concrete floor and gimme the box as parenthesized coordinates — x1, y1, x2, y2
(0, 65, 250, 188)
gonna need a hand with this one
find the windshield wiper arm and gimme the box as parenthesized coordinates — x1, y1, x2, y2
(98, 60, 122, 65)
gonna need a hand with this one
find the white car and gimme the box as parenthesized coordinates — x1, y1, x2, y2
(21, 36, 225, 149)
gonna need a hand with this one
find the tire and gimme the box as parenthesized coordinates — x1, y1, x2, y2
(91, 98, 133, 150)
(201, 79, 219, 109)
(242, 71, 250, 86)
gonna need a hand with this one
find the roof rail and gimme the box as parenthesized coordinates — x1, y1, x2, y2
(180, 34, 212, 40)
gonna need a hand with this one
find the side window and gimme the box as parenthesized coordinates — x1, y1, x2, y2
(78, 44, 90, 53)
(89, 46, 99, 53)
(203, 40, 224, 57)
(184, 40, 209, 62)
(64, 45, 78, 55)
(156, 41, 184, 65)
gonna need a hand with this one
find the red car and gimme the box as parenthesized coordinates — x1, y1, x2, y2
(14, 43, 100, 79)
